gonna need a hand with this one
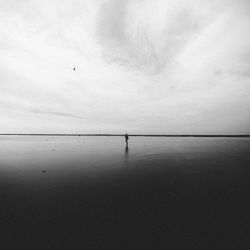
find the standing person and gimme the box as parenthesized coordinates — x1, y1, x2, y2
(125, 133, 129, 147)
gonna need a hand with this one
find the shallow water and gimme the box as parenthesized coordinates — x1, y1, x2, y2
(0, 136, 249, 249)
(1, 135, 249, 168)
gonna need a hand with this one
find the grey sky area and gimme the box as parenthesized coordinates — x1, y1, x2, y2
(0, 0, 250, 134)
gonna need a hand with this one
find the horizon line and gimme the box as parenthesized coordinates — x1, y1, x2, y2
(0, 133, 250, 137)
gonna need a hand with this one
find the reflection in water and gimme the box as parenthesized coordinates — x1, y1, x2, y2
(0, 136, 249, 249)
(124, 145, 129, 167)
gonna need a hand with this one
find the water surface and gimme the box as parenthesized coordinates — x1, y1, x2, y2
(0, 136, 249, 249)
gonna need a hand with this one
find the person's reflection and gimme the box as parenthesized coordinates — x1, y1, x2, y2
(125, 145, 129, 154)
(124, 145, 129, 167)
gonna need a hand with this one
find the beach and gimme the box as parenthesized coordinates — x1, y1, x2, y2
(0, 136, 249, 249)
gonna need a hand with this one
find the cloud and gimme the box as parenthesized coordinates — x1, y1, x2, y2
(97, 0, 223, 74)
(29, 110, 82, 119)
(0, 0, 249, 134)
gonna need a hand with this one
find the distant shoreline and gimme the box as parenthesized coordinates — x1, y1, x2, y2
(0, 134, 250, 138)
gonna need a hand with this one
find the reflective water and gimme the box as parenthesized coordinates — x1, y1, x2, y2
(0, 136, 249, 249)
(1, 135, 249, 168)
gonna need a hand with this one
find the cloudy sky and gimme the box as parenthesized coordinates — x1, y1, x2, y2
(0, 0, 249, 134)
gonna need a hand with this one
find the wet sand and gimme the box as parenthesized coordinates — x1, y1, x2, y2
(0, 136, 249, 249)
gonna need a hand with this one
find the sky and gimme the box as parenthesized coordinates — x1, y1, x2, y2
(0, 0, 250, 134)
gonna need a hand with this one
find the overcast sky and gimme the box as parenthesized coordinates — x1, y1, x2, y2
(0, 0, 249, 134)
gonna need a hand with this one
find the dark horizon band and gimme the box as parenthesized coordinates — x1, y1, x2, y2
(0, 134, 249, 137)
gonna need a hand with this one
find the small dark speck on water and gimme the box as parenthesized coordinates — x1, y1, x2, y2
(42, 171, 46, 173)
(52, 149, 56, 151)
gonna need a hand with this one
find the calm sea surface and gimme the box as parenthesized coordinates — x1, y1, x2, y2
(0, 136, 249, 249)
(1, 135, 249, 168)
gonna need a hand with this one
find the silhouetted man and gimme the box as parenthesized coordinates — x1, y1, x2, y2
(125, 133, 129, 147)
